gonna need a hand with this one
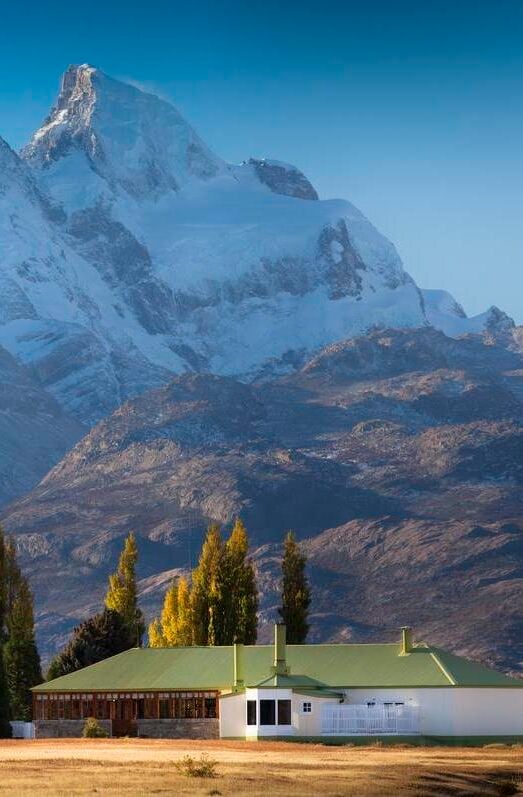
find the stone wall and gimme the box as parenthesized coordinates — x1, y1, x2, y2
(34, 717, 220, 739)
(137, 719, 219, 739)
(34, 719, 112, 738)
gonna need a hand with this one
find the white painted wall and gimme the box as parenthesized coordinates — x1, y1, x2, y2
(219, 691, 246, 739)
(244, 688, 296, 737)
(453, 689, 523, 736)
(292, 693, 339, 736)
(346, 688, 523, 737)
(219, 687, 523, 738)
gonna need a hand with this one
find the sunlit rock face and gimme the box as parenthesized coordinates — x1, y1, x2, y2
(1, 66, 432, 417)
(0, 65, 515, 512)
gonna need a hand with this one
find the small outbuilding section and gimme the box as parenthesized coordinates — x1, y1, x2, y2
(32, 625, 523, 741)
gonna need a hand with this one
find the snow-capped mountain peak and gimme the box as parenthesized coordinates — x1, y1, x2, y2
(0, 65, 513, 431)
(23, 64, 226, 201)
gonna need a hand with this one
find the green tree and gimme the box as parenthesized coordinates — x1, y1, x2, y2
(105, 533, 145, 644)
(0, 528, 9, 735)
(0, 653, 11, 737)
(3, 579, 42, 720)
(47, 609, 136, 680)
(223, 519, 258, 644)
(278, 531, 311, 644)
(0, 526, 40, 733)
(191, 525, 226, 646)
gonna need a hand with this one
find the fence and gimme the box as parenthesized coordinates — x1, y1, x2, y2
(10, 721, 35, 739)
(321, 703, 420, 735)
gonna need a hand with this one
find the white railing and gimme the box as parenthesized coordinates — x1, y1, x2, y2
(10, 721, 35, 739)
(321, 704, 420, 736)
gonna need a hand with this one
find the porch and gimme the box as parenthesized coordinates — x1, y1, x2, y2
(321, 703, 420, 736)
(33, 690, 219, 737)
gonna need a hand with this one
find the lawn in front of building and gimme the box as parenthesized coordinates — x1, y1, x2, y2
(0, 738, 522, 795)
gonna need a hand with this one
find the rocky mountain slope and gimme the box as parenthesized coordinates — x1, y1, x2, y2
(3, 326, 522, 670)
(1, 65, 509, 427)
(1, 64, 521, 669)
(0, 343, 84, 505)
(0, 64, 514, 511)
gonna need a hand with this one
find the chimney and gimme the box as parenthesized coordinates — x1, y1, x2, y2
(273, 623, 289, 675)
(399, 626, 413, 656)
(233, 643, 244, 689)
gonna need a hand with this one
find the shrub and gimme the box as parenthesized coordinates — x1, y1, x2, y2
(175, 754, 218, 778)
(82, 717, 109, 738)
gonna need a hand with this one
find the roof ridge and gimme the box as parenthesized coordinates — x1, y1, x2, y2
(428, 649, 457, 686)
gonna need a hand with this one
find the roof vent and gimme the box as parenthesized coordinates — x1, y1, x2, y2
(399, 626, 413, 656)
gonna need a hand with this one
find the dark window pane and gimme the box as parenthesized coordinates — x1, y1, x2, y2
(205, 698, 217, 719)
(259, 699, 275, 725)
(278, 700, 292, 726)
(247, 700, 257, 725)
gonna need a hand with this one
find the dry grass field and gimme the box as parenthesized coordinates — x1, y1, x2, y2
(0, 739, 522, 796)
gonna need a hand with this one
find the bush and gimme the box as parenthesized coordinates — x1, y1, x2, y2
(82, 717, 109, 738)
(175, 754, 218, 778)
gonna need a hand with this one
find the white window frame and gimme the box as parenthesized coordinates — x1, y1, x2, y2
(302, 701, 313, 714)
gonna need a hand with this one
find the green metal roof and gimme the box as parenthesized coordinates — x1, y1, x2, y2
(293, 688, 344, 699)
(33, 642, 523, 693)
(429, 647, 522, 687)
(252, 673, 327, 689)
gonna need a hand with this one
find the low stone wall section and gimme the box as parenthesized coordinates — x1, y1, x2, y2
(34, 719, 112, 738)
(137, 719, 219, 739)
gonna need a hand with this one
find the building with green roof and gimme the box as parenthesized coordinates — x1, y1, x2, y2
(32, 625, 523, 740)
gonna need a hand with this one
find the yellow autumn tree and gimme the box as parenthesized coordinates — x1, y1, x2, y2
(148, 617, 165, 648)
(223, 518, 258, 644)
(174, 577, 193, 646)
(191, 525, 225, 646)
(149, 576, 193, 648)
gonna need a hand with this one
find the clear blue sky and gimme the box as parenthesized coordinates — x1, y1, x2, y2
(1, 0, 522, 322)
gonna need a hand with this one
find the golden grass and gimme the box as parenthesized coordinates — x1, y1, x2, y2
(0, 739, 522, 796)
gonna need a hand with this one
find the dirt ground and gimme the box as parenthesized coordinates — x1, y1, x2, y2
(0, 738, 522, 796)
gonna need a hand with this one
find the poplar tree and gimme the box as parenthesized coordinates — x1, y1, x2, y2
(4, 579, 42, 720)
(174, 577, 193, 646)
(148, 577, 193, 647)
(223, 519, 258, 644)
(105, 533, 145, 644)
(0, 528, 12, 736)
(191, 525, 226, 646)
(160, 581, 178, 646)
(0, 529, 42, 730)
(278, 531, 311, 644)
(148, 581, 177, 647)
(148, 618, 165, 648)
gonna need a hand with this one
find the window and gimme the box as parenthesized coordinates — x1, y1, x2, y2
(277, 699, 292, 726)
(204, 698, 217, 719)
(247, 700, 257, 726)
(259, 699, 275, 725)
(302, 702, 312, 714)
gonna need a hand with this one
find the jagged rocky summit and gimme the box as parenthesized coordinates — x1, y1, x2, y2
(1, 64, 513, 430)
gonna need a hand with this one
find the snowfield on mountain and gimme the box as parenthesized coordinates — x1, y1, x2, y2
(1, 64, 510, 433)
